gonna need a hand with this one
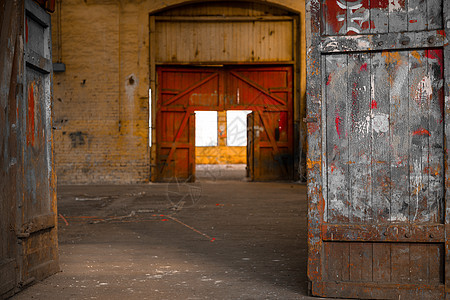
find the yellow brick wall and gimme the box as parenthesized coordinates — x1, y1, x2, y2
(51, 0, 306, 183)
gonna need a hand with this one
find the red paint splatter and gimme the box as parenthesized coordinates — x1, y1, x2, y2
(210, 238, 216, 242)
(25, 19, 28, 43)
(161, 219, 168, 221)
(371, 100, 378, 109)
(409, 20, 417, 23)
(26, 83, 35, 146)
(326, 74, 332, 85)
(335, 114, 342, 139)
(330, 163, 336, 174)
(412, 128, 430, 136)
(360, 63, 368, 72)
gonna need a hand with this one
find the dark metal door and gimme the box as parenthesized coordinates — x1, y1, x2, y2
(306, 0, 449, 298)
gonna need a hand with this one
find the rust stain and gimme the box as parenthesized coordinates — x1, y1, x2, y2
(307, 158, 321, 169)
(27, 82, 36, 146)
(410, 50, 421, 63)
(382, 51, 401, 64)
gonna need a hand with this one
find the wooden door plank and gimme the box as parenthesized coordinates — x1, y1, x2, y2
(326, 242, 350, 281)
(427, 0, 442, 30)
(391, 244, 410, 283)
(348, 52, 372, 223)
(428, 243, 443, 284)
(373, 243, 391, 282)
(164, 73, 218, 106)
(159, 111, 190, 177)
(371, 0, 389, 33)
(408, 49, 430, 223)
(407, 0, 427, 31)
(229, 71, 286, 106)
(410, 244, 429, 283)
(443, 0, 450, 290)
(350, 242, 373, 282)
(387, 51, 410, 223)
(371, 51, 391, 223)
(389, 0, 408, 32)
(326, 54, 349, 223)
(426, 49, 444, 223)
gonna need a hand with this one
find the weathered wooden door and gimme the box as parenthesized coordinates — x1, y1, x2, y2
(19, 0, 59, 288)
(225, 67, 294, 181)
(1, 0, 58, 297)
(155, 68, 219, 181)
(306, 0, 449, 298)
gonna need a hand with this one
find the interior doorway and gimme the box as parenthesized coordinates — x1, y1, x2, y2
(195, 110, 252, 181)
(153, 66, 293, 182)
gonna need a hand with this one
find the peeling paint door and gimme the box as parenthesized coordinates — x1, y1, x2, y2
(18, 0, 59, 288)
(306, 0, 449, 298)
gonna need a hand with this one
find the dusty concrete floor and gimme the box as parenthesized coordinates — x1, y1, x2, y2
(12, 179, 324, 300)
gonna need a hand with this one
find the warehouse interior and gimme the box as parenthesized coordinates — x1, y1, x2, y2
(1, 0, 310, 298)
(5, 0, 447, 298)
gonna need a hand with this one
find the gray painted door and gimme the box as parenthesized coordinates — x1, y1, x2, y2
(306, 0, 449, 298)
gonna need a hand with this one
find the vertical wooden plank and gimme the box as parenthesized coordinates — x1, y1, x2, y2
(428, 244, 443, 284)
(408, 49, 429, 223)
(443, 0, 450, 292)
(306, 0, 324, 285)
(391, 244, 410, 283)
(427, 0, 443, 30)
(348, 52, 372, 223)
(389, 0, 408, 32)
(327, 243, 350, 281)
(407, 0, 427, 31)
(371, 0, 389, 33)
(371, 52, 391, 223)
(410, 244, 428, 283)
(350, 243, 373, 282)
(426, 49, 444, 223)
(326, 54, 349, 224)
(373, 243, 391, 282)
(387, 51, 410, 223)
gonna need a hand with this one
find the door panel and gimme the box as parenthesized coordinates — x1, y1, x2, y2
(155, 66, 293, 181)
(306, 0, 448, 298)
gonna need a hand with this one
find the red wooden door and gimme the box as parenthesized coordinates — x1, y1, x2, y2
(155, 66, 293, 181)
(307, 0, 449, 298)
(155, 68, 219, 181)
(225, 67, 293, 180)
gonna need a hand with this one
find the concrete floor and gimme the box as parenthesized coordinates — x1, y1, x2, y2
(12, 179, 323, 300)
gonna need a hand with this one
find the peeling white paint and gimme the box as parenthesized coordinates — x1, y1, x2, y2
(372, 113, 389, 133)
(389, 0, 403, 12)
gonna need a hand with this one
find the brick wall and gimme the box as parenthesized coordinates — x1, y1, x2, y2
(51, 0, 306, 184)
